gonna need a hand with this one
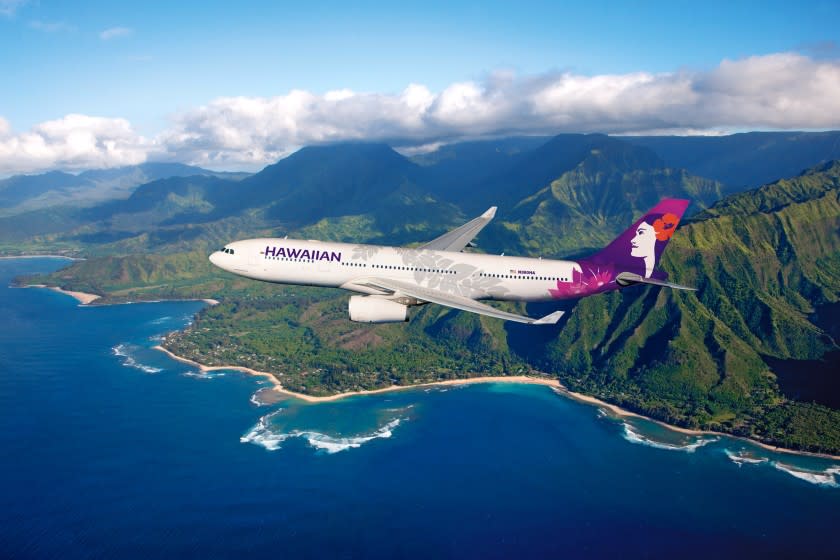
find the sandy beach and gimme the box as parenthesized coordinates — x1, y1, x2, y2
(20, 284, 219, 307)
(18, 284, 101, 305)
(153, 344, 840, 461)
(49, 286, 101, 305)
(153, 344, 559, 402)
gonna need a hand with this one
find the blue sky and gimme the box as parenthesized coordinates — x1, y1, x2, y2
(1, 0, 839, 172)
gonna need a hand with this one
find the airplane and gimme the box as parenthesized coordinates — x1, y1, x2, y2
(209, 199, 695, 325)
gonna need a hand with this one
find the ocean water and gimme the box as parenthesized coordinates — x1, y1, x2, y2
(1, 258, 839, 559)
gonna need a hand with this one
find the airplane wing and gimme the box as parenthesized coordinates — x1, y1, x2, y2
(417, 206, 497, 252)
(347, 277, 564, 325)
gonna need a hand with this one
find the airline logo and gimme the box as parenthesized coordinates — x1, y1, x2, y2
(262, 246, 342, 262)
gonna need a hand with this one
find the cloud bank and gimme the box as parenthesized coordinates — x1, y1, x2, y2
(0, 115, 148, 175)
(2, 52, 840, 174)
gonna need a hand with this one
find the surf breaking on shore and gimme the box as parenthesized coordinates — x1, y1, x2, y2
(153, 343, 840, 463)
(153, 343, 562, 401)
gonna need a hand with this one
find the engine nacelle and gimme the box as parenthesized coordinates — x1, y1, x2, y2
(348, 296, 409, 323)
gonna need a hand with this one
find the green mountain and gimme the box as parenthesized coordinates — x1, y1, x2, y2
(522, 161, 840, 451)
(411, 136, 551, 201)
(625, 131, 840, 189)
(0, 171, 85, 209)
(224, 143, 464, 244)
(20, 158, 840, 453)
(0, 162, 249, 218)
(6, 132, 840, 257)
(480, 137, 725, 257)
(0, 143, 467, 255)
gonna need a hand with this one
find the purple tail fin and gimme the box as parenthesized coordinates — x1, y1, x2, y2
(588, 199, 690, 280)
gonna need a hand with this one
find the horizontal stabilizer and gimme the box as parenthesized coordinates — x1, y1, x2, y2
(532, 311, 565, 325)
(615, 272, 696, 291)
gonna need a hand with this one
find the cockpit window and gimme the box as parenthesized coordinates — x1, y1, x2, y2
(229, 249, 234, 254)
(220, 247, 235, 255)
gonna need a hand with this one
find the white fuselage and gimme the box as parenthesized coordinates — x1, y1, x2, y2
(209, 238, 582, 302)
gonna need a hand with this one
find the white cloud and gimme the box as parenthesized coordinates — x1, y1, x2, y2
(158, 52, 840, 168)
(0, 114, 151, 175)
(1, 51, 839, 174)
(99, 26, 132, 40)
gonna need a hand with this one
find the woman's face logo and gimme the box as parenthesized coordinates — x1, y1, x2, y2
(630, 221, 656, 260)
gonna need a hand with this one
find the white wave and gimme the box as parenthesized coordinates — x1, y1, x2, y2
(148, 316, 172, 325)
(724, 450, 840, 488)
(622, 422, 718, 452)
(724, 449, 770, 467)
(772, 463, 840, 488)
(240, 415, 403, 454)
(111, 344, 163, 374)
(182, 370, 226, 379)
(249, 391, 272, 407)
(297, 418, 403, 454)
(240, 410, 287, 451)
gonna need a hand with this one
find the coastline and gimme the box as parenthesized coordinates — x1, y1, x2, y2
(49, 286, 101, 305)
(18, 284, 102, 305)
(153, 344, 840, 461)
(153, 344, 560, 402)
(557, 388, 840, 461)
(19, 284, 220, 307)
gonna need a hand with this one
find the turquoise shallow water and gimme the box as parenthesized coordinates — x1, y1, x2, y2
(1, 258, 839, 559)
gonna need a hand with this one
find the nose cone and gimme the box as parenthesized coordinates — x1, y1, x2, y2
(209, 251, 222, 268)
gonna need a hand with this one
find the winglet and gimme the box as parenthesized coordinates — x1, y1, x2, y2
(418, 205, 498, 252)
(532, 310, 564, 325)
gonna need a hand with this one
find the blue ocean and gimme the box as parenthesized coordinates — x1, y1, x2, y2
(2, 258, 839, 559)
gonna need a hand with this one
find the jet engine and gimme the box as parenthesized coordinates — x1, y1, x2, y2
(348, 295, 409, 323)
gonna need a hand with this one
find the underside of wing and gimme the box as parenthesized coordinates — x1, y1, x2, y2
(417, 206, 497, 252)
(345, 277, 563, 325)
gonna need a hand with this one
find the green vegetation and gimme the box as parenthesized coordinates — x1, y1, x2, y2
(163, 298, 532, 396)
(12, 143, 840, 455)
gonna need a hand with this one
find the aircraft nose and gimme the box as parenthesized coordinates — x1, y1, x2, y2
(209, 251, 222, 267)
